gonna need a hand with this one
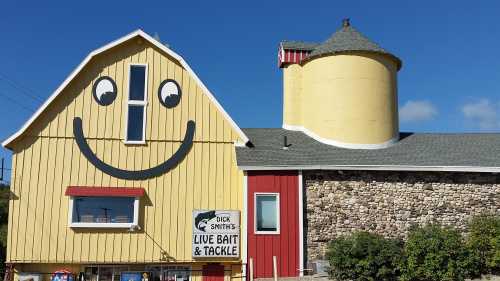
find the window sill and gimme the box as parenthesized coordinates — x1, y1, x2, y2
(70, 222, 136, 229)
(122, 140, 146, 145)
(255, 231, 280, 235)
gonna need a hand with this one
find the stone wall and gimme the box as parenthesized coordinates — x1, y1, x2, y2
(304, 170, 500, 261)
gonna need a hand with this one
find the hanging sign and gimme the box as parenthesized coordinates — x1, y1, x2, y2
(192, 210, 240, 258)
(51, 270, 74, 281)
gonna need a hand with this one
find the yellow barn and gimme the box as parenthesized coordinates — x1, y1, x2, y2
(8, 20, 485, 281)
(2, 30, 249, 281)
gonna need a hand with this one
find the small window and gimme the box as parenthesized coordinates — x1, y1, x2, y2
(127, 105, 144, 141)
(125, 64, 148, 143)
(255, 193, 280, 234)
(69, 196, 139, 228)
(129, 66, 146, 101)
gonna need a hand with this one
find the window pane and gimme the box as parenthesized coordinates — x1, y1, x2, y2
(84, 267, 98, 281)
(129, 65, 146, 101)
(72, 197, 134, 223)
(164, 267, 191, 281)
(127, 105, 144, 141)
(99, 268, 113, 281)
(256, 195, 278, 231)
(113, 267, 129, 281)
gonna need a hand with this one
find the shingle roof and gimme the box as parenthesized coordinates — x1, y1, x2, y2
(281, 41, 319, 51)
(310, 26, 387, 56)
(280, 19, 402, 69)
(236, 128, 500, 171)
(307, 20, 402, 69)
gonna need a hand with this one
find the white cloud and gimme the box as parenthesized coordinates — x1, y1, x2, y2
(461, 99, 500, 130)
(400, 100, 438, 123)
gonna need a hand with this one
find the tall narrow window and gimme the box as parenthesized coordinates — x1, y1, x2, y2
(255, 193, 280, 233)
(126, 64, 148, 142)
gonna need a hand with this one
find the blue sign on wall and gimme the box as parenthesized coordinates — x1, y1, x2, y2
(120, 272, 142, 281)
(120, 272, 152, 281)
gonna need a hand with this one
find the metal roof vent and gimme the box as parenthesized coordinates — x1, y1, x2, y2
(283, 135, 291, 150)
(342, 18, 350, 28)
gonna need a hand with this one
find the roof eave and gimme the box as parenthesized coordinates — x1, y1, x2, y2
(2, 29, 250, 150)
(237, 164, 500, 173)
(301, 50, 402, 70)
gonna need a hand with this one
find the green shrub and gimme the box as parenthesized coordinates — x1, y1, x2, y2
(490, 236, 500, 269)
(326, 231, 403, 281)
(400, 224, 475, 281)
(467, 215, 500, 274)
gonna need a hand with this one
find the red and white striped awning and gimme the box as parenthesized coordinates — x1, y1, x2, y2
(278, 47, 311, 68)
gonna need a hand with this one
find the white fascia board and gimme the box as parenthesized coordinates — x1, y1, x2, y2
(298, 170, 304, 276)
(69, 222, 135, 228)
(137, 31, 250, 145)
(242, 172, 248, 267)
(238, 165, 500, 173)
(283, 124, 398, 150)
(2, 29, 249, 149)
(2, 30, 141, 148)
(234, 141, 247, 147)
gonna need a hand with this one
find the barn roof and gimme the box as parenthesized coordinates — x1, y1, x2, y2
(236, 128, 500, 172)
(1, 30, 250, 149)
(280, 19, 402, 69)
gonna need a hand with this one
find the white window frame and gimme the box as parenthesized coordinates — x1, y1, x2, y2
(146, 265, 192, 281)
(124, 63, 148, 144)
(84, 265, 132, 281)
(68, 196, 140, 228)
(254, 192, 280, 234)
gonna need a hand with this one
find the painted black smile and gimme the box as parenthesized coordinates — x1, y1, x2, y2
(73, 117, 195, 180)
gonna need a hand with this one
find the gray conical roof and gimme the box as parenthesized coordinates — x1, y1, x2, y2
(305, 19, 402, 69)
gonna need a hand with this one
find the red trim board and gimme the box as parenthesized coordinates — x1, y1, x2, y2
(65, 186, 145, 197)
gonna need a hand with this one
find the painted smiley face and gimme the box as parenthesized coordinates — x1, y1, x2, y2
(73, 76, 196, 180)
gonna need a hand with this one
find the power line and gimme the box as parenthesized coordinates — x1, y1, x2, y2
(0, 72, 45, 101)
(0, 158, 10, 185)
(0, 72, 45, 103)
(0, 90, 36, 113)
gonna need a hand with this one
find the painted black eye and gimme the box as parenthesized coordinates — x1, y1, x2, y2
(92, 76, 117, 106)
(158, 79, 182, 108)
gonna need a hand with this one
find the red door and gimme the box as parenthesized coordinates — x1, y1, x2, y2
(203, 264, 225, 281)
(247, 171, 300, 279)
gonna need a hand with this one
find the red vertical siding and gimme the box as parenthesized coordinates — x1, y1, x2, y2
(203, 264, 225, 281)
(247, 171, 300, 278)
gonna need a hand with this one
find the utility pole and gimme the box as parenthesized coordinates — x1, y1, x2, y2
(0, 158, 4, 182)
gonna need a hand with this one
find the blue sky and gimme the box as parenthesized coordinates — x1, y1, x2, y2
(0, 1, 499, 182)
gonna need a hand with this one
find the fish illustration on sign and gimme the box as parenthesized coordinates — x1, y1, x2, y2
(194, 211, 217, 232)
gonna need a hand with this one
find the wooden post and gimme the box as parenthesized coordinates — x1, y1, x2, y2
(273, 256, 278, 281)
(249, 258, 254, 281)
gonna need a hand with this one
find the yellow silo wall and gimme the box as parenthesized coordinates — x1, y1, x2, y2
(282, 64, 303, 127)
(287, 53, 399, 147)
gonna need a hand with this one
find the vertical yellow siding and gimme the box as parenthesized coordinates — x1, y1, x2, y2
(7, 38, 245, 264)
